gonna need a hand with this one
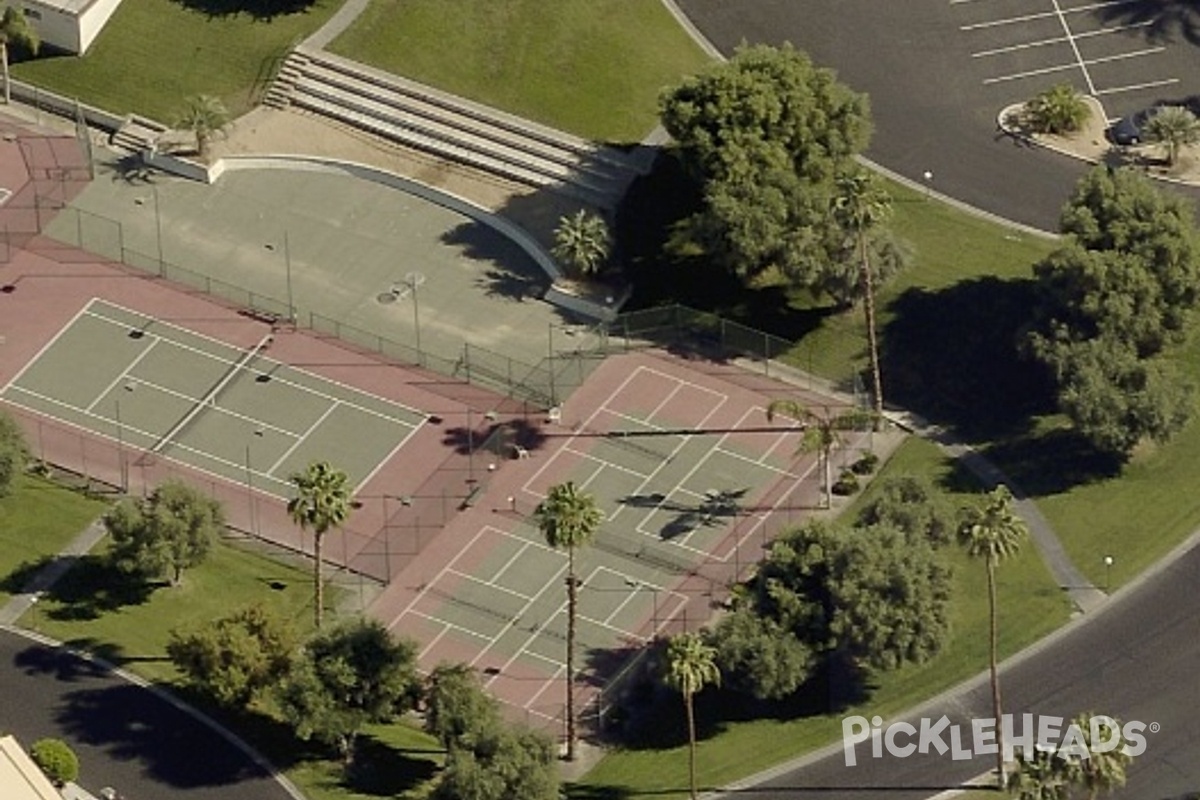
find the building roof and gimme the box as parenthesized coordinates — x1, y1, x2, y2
(0, 735, 62, 800)
(19, 0, 98, 17)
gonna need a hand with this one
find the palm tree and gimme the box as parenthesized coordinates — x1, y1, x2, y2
(833, 169, 892, 428)
(551, 209, 611, 277)
(0, 7, 39, 105)
(1006, 745, 1070, 800)
(1023, 84, 1091, 135)
(959, 484, 1028, 788)
(175, 94, 230, 162)
(1060, 712, 1133, 800)
(663, 632, 721, 800)
(766, 399, 872, 508)
(533, 481, 602, 761)
(1144, 105, 1200, 166)
(287, 461, 351, 629)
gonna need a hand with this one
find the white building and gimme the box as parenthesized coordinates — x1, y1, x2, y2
(6, 0, 125, 55)
(0, 735, 62, 800)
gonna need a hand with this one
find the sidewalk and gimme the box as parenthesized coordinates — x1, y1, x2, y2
(0, 517, 107, 625)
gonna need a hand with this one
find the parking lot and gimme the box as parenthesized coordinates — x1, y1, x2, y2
(953, 0, 1200, 121)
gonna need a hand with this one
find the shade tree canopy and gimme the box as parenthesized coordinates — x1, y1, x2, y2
(104, 479, 223, 584)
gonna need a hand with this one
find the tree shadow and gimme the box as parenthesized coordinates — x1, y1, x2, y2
(880, 276, 1055, 441)
(36, 554, 159, 622)
(980, 425, 1122, 497)
(618, 488, 748, 540)
(168, 0, 319, 21)
(95, 152, 157, 185)
(441, 219, 552, 302)
(11, 641, 112, 683)
(340, 733, 440, 797)
(54, 682, 271, 787)
(1094, 0, 1200, 46)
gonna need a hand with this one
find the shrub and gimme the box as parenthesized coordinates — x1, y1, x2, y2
(30, 738, 78, 786)
(1023, 84, 1090, 135)
(850, 452, 879, 475)
(832, 470, 860, 496)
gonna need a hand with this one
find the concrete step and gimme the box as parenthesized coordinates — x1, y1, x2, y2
(290, 76, 616, 196)
(288, 93, 611, 207)
(297, 60, 629, 185)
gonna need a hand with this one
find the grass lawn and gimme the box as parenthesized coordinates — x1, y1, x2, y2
(327, 0, 713, 143)
(576, 438, 1073, 798)
(11, 0, 343, 121)
(0, 473, 108, 604)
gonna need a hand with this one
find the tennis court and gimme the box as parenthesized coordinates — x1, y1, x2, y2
(382, 353, 856, 728)
(0, 298, 428, 498)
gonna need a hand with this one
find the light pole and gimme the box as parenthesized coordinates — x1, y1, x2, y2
(406, 271, 422, 357)
(152, 183, 165, 276)
(115, 382, 135, 494)
(245, 429, 264, 536)
(284, 230, 296, 324)
(548, 323, 556, 407)
(1104, 555, 1113, 593)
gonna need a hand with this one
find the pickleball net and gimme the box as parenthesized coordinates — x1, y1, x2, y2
(149, 333, 273, 454)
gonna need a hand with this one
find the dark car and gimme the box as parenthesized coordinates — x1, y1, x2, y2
(1108, 106, 1163, 146)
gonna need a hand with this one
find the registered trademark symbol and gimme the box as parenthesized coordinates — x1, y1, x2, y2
(1149, 722, 1161, 733)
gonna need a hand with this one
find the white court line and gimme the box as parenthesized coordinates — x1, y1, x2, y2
(1095, 77, 1180, 96)
(971, 21, 1153, 57)
(86, 301, 426, 426)
(387, 526, 492, 628)
(634, 365, 728, 402)
(561, 446, 651, 480)
(480, 558, 574, 680)
(268, 401, 339, 473)
(84, 338, 159, 413)
(0, 389, 295, 495)
(523, 665, 567, 711)
(121, 374, 301, 439)
(417, 624, 452, 660)
(0, 300, 95, 395)
(446, 567, 535, 602)
(716, 447, 825, 564)
(353, 413, 427, 494)
(492, 539, 536, 586)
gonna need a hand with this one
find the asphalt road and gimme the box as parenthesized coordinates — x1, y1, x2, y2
(0, 629, 294, 800)
(674, 0, 1200, 231)
(728, 537, 1200, 800)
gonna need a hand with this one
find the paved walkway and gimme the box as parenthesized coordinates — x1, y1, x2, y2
(0, 518, 107, 625)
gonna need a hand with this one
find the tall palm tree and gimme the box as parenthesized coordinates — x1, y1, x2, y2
(287, 461, 350, 629)
(959, 484, 1028, 788)
(534, 481, 602, 761)
(0, 7, 39, 105)
(175, 94, 230, 162)
(1144, 105, 1200, 167)
(663, 632, 721, 800)
(551, 209, 611, 277)
(1060, 712, 1133, 800)
(1006, 745, 1070, 800)
(766, 399, 872, 508)
(833, 169, 892, 428)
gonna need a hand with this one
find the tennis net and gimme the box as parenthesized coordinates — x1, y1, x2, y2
(150, 334, 272, 454)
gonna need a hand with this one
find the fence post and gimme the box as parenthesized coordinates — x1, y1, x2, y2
(463, 343, 472, 384)
(764, 331, 771, 376)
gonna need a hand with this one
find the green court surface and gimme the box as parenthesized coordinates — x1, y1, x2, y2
(0, 298, 427, 496)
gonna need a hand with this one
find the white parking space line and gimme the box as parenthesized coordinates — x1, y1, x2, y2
(973, 22, 1151, 57)
(983, 61, 1079, 85)
(1095, 78, 1181, 98)
(1051, 0, 1095, 93)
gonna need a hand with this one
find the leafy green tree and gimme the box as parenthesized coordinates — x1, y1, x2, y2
(857, 474, 957, 546)
(1035, 333, 1192, 456)
(287, 461, 351, 629)
(1143, 105, 1200, 166)
(663, 633, 721, 800)
(0, 410, 29, 498)
(1023, 84, 1091, 135)
(1006, 745, 1070, 800)
(660, 43, 870, 285)
(175, 94, 229, 162)
(832, 169, 894, 424)
(709, 608, 814, 700)
(0, 7, 38, 105)
(167, 604, 296, 707)
(766, 400, 872, 508)
(105, 479, 223, 585)
(729, 520, 950, 698)
(552, 209, 611, 276)
(276, 619, 418, 765)
(29, 738, 77, 786)
(533, 481, 602, 761)
(959, 485, 1028, 788)
(1059, 712, 1134, 800)
(425, 662, 501, 751)
(818, 227, 909, 309)
(432, 725, 558, 800)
